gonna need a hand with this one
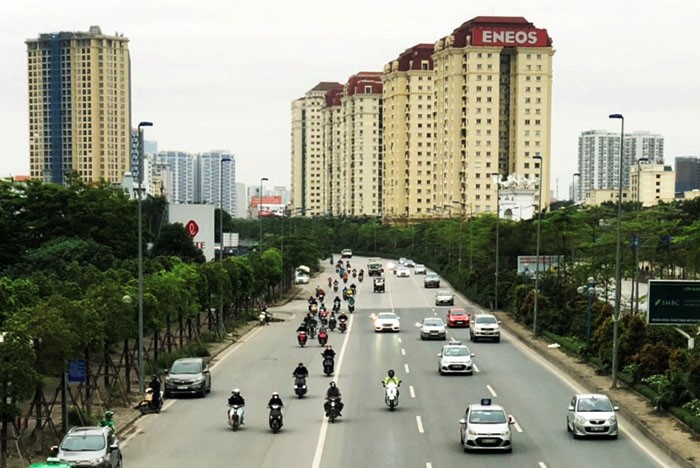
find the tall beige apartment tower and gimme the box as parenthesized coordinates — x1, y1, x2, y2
(291, 82, 342, 216)
(339, 72, 384, 217)
(383, 44, 435, 220)
(433, 17, 554, 216)
(26, 26, 131, 185)
(322, 87, 345, 215)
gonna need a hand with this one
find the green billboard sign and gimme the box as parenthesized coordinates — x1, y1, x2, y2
(647, 280, 700, 325)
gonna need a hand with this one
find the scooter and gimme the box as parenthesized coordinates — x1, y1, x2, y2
(338, 320, 347, 334)
(294, 376, 308, 398)
(322, 356, 335, 376)
(318, 328, 328, 346)
(297, 331, 308, 347)
(328, 317, 337, 332)
(269, 404, 283, 433)
(259, 312, 269, 326)
(348, 302, 355, 314)
(137, 388, 163, 414)
(326, 397, 341, 423)
(227, 405, 243, 431)
(383, 381, 401, 411)
(333, 284, 339, 292)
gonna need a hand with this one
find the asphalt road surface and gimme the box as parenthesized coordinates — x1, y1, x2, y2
(122, 256, 680, 468)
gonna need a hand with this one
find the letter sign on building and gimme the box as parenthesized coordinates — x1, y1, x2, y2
(472, 27, 549, 47)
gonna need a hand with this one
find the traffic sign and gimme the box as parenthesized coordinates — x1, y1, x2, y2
(68, 360, 86, 383)
(647, 280, 700, 325)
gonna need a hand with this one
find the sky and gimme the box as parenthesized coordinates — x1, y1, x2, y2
(2, 0, 699, 197)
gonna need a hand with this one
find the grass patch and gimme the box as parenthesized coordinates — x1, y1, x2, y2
(542, 331, 586, 357)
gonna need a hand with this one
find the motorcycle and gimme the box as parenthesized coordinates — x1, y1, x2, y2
(319, 311, 329, 326)
(326, 397, 341, 423)
(297, 331, 308, 347)
(227, 405, 244, 431)
(293, 376, 308, 398)
(358, 274, 364, 283)
(137, 388, 163, 414)
(259, 312, 270, 326)
(338, 320, 348, 333)
(348, 297, 355, 314)
(322, 355, 335, 376)
(268, 404, 283, 433)
(383, 381, 401, 411)
(328, 317, 337, 331)
(328, 277, 333, 288)
(318, 328, 328, 346)
(308, 322, 317, 339)
(333, 284, 339, 292)
(309, 303, 318, 314)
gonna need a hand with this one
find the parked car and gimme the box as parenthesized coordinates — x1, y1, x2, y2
(417, 317, 447, 340)
(295, 272, 310, 284)
(437, 342, 475, 375)
(53, 426, 122, 468)
(460, 399, 514, 452)
(374, 312, 400, 332)
(446, 308, 470, 328)
(470, 314, 501, 342)
(424, 272, 440, 288)
(414, 264, 427, 274)
(566, 393, 619, 439)
(164, 357, 212, 397)
(435, 289, 455, 306)
(373, 277, 386, 293)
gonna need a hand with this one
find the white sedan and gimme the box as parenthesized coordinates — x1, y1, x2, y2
(396, 267, 411, 278)
(374, 312, 400, 333)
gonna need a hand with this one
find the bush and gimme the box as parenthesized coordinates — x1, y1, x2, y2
(155, 342, 210, 370)
(669, 405, 700, 434)
(633, 342, 672, 382)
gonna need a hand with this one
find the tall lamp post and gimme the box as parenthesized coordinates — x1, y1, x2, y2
(572, 172, 580, 203)
(532, 154, 544, 336)
(136, 121, 153, 395)
(259, 177, 268, 246)
(632, 157, 648, 315)
(492, 173, 501, 310)
(218, 157, 231, 332)
(609, 113, 625, 389)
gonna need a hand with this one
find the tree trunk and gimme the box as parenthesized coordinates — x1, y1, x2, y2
(166, 315, 172, 353)
(123, 339, 131, 394)
(178, 315, 184, 349)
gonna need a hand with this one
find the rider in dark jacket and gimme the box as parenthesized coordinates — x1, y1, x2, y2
(324, 382, 344, 416)
(268, 392, 285, 408)
(148, 375, 161, 408)
(293, 362, 309, 378)
(322, 345, 336, 359)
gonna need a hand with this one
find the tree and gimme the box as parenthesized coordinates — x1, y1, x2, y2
(150, 223, 206, 263)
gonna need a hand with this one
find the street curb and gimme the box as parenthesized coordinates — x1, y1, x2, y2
(496, 313, 697, 468)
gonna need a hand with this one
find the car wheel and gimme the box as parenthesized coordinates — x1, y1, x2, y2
(505, 447, 513, 453)
(463, 446, 470, 453)
(442, 335, 447, 341)
(610, 434, 618, 440)
(116, 455, 123, 468)
(467, 371, 473, 376)
(420, 335, 425, 341)
(164, 391, 171, 399)
(566, 420, 571, 432)
(495, 337, 501, 343)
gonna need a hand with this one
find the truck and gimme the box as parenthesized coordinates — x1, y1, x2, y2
(367, 258, 383, 277)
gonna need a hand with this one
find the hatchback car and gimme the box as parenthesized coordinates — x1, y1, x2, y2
(414, 264, 427, 275)
(446, 308, 470, 328)
(374, 312, 400, 332)
(470, 314, 501, 342)
(396, 267, 411, 278)
(404, 259, 416, 268)
(424, 272, 440, 288)
(54, 426, 122, 468)
(341, 249, 353, 258)
(164, 357, 212, 397)
(418, 317, 447, 340)
(435, 289, 455, 306)
(460, 399, 514, 452)
(438, 343, 475, 374)
(566, 393, 619, 439)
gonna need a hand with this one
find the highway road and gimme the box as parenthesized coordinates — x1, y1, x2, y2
(122, 256, 680, 468)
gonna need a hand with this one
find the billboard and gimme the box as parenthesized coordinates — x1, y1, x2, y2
(647, 280, 700, 325)
(517, 255, 563, 276)
(168, 204, 215, 261)
(471, 27, 550, 47)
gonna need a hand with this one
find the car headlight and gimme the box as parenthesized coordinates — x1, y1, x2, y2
(468, 429, 477, 436)
(575, 415, 586, 425)
(501, 429, 510, 437)
(90, 456, 106, 466)
(607, 415, 617, 424)
(193, 376, 205, 384)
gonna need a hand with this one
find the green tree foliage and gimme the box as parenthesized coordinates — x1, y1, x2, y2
(150, 223, 206, 263)
(633, 342, 672, 382)
(0, 328, 38, 419)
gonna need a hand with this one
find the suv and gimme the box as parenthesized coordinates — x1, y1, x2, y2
(373, 277, 385, 293)
(164, 357, 212, 397)
(470, 314, 501, 342)
(54, 426, 122, 467)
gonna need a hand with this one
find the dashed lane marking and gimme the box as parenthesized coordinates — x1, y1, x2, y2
(405, 363, 410, 374)
(486, 384, 497, 397)
(416, 415, 424, 433)
(410, 385, 416, 398)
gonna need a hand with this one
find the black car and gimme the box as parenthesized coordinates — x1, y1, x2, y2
(373, 277, 386, 293)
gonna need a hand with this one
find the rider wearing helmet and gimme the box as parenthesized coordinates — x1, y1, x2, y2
(324, 381, 344, 416)
(383, 369, 401, 386)
(228, 388, 246, 424)
(267, 391, 285, 409)
(322, 345, 336, 359)
(148, 374, 161, 409)
(293, 362, 309, 378)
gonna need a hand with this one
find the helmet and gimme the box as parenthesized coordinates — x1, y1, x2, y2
(298, 362, 304, 367)
(329, 381, 336, 387)
(104, 410, 114, 419)
(272, 392, 280, 397)
(326, 345, 332, 349)
(232, 388, 240, 395)
(151, 374, 158, 380)
(388, 369, 395, 378)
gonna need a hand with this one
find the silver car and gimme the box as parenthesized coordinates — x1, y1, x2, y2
(418, 317, 447, 340)
(414, 264, 427, 274)
(460, 399, 514, 452)
(566, 393, 619, 439)
(435, 289, 455, 306)
(55, 426, 122, 468)
(164, 357, 212, 397)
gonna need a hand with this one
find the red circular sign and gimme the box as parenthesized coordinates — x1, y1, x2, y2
(185, 220, 199, 238)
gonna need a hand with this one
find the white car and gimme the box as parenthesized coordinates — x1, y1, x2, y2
(434, 289, 455, 306)
(414, 264, 427, 275)
(374, 312, 400, 333)
(566, 393, 619, 439)
(470, 314, 501, 342)
(438, 342, 475, 374)
(418, 317, 447, 340)
(294, 273, 310, 284)
(460, 399, 514, 452)
(396, 267, 411, 278)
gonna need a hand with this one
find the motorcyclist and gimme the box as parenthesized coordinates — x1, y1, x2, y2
(228, 388, 246, 424)
(99, 410, 115, 434)
(338, 312, 348, 323)
(328, 312, 337, 330)
(322, 345, 336, 360)
(328, 277, 333, 288)
(268, 391, 285, 409)
(382, 369, 401, 396)
(297, 321, 308, 333)
(308, 295, 318, 305)
(292, 362, 309, 378)
(324, 382, 344, 416)
(148, 374, 161, 409)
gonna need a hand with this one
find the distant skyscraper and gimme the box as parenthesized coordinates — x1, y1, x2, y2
(577, 130, 665, 201)
(235, 182, 247, 218)
(675, 156, 700, 193)
(199, 151, 236, 217)
(156, 151, 197, 203)
(26, 26, 131, 184)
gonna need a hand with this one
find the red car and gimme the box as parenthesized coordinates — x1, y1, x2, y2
(446, 308, 470, 328)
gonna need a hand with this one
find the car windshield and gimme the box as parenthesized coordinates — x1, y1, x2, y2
(577, 398, 613, 412)
(427, 273, 438, 278)
(170, 361, 201, 374)
(424, 319, 444, 326)
(475, 316, 497, 324)
(450, 310, 466, 316)
(378, 313, 397, 320)
(469, 409, 507, 424)
(61, 434, 105, 451)
(443, 347, 469, 357)
(437, 290, 451, 296)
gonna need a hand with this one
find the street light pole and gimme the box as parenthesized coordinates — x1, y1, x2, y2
(218, 157, 231, 332)
(587, 276, 595, 345)
(136, 121, 153, 395)
(633, 157, 648, 315)
(609, 113, 625, 389)
(259, 177, 268, 246)
(533, 154, 543, 336)
(492, 173, 501, 311)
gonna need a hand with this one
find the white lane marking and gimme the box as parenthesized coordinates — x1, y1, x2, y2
(510, 415, 523, 433)
(410, 385, 416, 398)
(538, 463, 547, 468)
(426, 463, 433, 468)
(416, 415, 425, 433)
(486, 384, 497, 397)
(473, 363, 480, 373)
(397, 337, 402, 343)
(405, 363, 410, 374)
(401, 348, 406, 356)
(311, 314, 354, 468)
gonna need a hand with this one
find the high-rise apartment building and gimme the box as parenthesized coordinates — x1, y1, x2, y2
(577, 130, 665, 202)
(383, 44, 435, 220)
(432, 17, 554, 216)
(291, 82, 342, 216)
(156, 151, 197, 203)
(630, 163, 675, 207)
(199, 151, 236, 217)
(26, 26, 131, 184)
(675, 156, 700, 193)
(322, 86, 345, 215)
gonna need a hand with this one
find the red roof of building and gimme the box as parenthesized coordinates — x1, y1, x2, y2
(345, 72, 383, 96)
(324, 85, 344, 107)
(395, 43, 434, 71)
(444, 16, 552, 48)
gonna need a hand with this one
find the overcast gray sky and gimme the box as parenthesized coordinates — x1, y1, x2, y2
(2, 0, 699, 196)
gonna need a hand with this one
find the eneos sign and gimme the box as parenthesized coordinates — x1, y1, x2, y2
(472, 28, 549, 47)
